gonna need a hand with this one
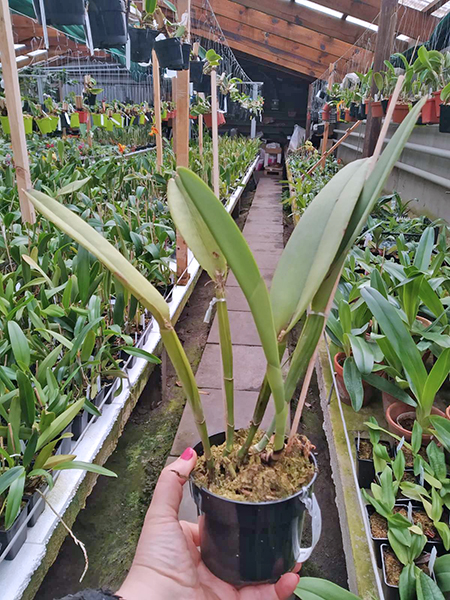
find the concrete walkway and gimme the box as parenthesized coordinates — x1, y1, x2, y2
(167, 176, 284, 521)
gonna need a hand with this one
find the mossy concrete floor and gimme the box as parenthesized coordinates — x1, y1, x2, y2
(37, 179, 348, 598)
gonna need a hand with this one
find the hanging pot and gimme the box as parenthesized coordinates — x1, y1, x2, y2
(88, 0, 128, 49)
(33, 0, 85, 26)
(49, 116, 59, 132)
(371, 101, 384, 118)
(129, 26, 158, 63)
(84, 93, 98, 107)
(172, 43, 191, 71)
(439, 104, 450, 133)
(23, 116, 33, 135)
(190, 60, 205, 85)
(349, 102, 359, 118)
(392, 103, 409, 124)
(321, 103, 330, 122)
(78, 110, 90, 125)
(112, 113, 124, 127)
(70, 113, 80, 128)
(358, 102, 366, 120)
(92, 113, 105, 127)
(190, 432, 321, 587)
(204, 111, 226, 128)
(421, 97, 438, 124)
(154, 37, 184, 70)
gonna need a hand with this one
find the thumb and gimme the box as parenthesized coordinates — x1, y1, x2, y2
(148, 447, 197, 520)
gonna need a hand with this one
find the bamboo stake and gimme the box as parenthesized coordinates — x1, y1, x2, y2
(0, 0, 35, 224)
(303, 120, 362, 179)
(211, 69, 220, 198)
(198, 93, 204, 158)
(152, 50, 163, 173)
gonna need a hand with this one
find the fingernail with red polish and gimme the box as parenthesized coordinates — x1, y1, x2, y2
(181, 447, 194, 461)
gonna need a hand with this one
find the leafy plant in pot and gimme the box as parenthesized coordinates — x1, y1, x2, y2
(360, 286, 449, 442)
(128, 0, 159, 64)
(153, 0, 190, 70)
(25, 99, 425, 587)
(83, 76, 103, 107)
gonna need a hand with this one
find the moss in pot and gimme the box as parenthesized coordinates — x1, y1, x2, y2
(25, 99, 426, 586)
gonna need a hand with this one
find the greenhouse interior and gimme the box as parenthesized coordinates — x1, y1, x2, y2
(0, 0, 450, 599)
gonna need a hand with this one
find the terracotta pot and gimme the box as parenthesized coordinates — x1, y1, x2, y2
(322, 104, 330, 122)
(382, 390, 411, 415)
(392, 103, 409, 124)
(433, 90, 442, 118)
(421, 97, 438, 124)
(371, 101, 384, 118)
(344, 108, 356, 122)
(204, 112, 226, 128)
(386, 402, 445, 443)
(333, 352, 373, 407)
(78, 111, 90, 124)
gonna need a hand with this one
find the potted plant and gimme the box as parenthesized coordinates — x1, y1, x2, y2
(439, 81, 450, 133)
(153, 1, 189, 70)
(83, 75, 103, 107)
(128, 0, 159, 64)
(88, 0, 128, 49)
(26, 99, 425, 585)
(33, 0, 85, 26)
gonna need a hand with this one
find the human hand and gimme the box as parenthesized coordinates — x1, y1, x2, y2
(117, 447, 300, 600)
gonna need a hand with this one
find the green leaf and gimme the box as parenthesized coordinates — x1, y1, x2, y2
(121, 347, 162, 364)
(80, 329, 96, 363)
(411, 420, 423, 454)
(422, 348, 450, 415)
(17, 370, 35, 427)
(37, 344, 63, 386)
(414, 227, 434, 272)
(426, 441, 446, 480)
(0, 466, 25, 496)
(8, 321, 30, 369)
(416, 570, 445, 600)
(4, 471, 25, 530)
(76, 245, 91, 306)
(363, 372, 416, 406)
(360, 287, 427, 402)
(270, 160, 370, 334)
(429, 415, 450, 451)
(144, 0, 157, 13)
(435, 554, 450, 592)
(346, 334, 374, 374)
(36, 398, 85, 451)
(294, 578, 361, 600)
(52, 460, 117, 477)
(56, 176, 91, 197)
(343, 356, 364, 411)
(162, 0, 177, 12)
(399, 563, 416, 600)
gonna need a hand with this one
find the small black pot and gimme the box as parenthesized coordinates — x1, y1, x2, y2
(88, 0, 128, 49)
(329, 106, 337, 124)
(190, 60, 205, 85)
(174, 43, 191, 71)
(381, 99, 389, 115)
(33, 0, 85, 26)
(358, 102, 367, 119)
(349, 102, 359, 118)
(72, 409, 88, 441)
(154, 37, 184, 70)
(0, 503, 28, 560)
(190, 432, 319, 587)
(339, 108, 346, 121)
(25, 487, 46, 528)
(55, 424, 73, 455)
(84, 93, 98, 107)
(380, 544, 400, 600)
(439, 104, 450, 133)
(366, 505, 386, 568)
(197, 75, 211, 95)
(129, 26, 158, 63)
(356, 437, 392, 489)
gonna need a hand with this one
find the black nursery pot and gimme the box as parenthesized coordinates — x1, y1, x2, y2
(349, 102, 359, 118)
(355, 437, 392, 489)
(190, 60, 205, 85)
(33, 0, 85, 26)
(129, 26, 158, 63)
(381, 99, 389, 115)
(72, 409, 88, 441)
(358, 102, 366, 119)
(0, 503, 28, 560)
(190, 433, 319, 587)
(25, 487, 46, 528)
(88, 0, 128, 49)
(154, 37, 184, 70)
(439, 104, 450, 133)
(84, 93, 98, 107)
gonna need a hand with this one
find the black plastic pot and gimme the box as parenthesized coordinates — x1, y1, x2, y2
(339, 108, 346, 121)
(439, 104, 450, 133)
(25, 487, 46, 528)
(349, 102, 359, 119)
(190, 60, 205, 85)
(33, 0, 85, 26)
(358, 102, 367, 119)
(366, 505, 386, 568)
(175, 43, 192, 71)
(0, 503, 28, 560)
(381, 99, 389, 115)
(329, 106, 337, 124)
(55, 424, 73, 455)
(380, 544, 400, 600)
(72, 409, 88, 441)
(190, 432, 320, 587)
(356, 437, 392, 489)
(154, 37, 184, 70)
(88, 0, 128, 49)
(84, 93, 98, 107)
(129, 26, 158, 63)
(197, 74, 211, 95)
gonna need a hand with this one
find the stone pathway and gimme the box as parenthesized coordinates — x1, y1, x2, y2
(167, 176, 284, 521)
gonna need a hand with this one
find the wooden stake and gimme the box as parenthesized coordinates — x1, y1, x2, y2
(0, 0, 35, 224)
(319, 63, 335, 169)
(198, 92, 204, 157)
(304, 120, 362, 178)
(152, 50, 163, 173)
(362, 0, 398, 158)
(175, 0, 191, 285)
(210, 69, 220, 198)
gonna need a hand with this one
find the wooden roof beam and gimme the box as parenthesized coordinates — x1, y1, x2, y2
(422, 0, 448, 14)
